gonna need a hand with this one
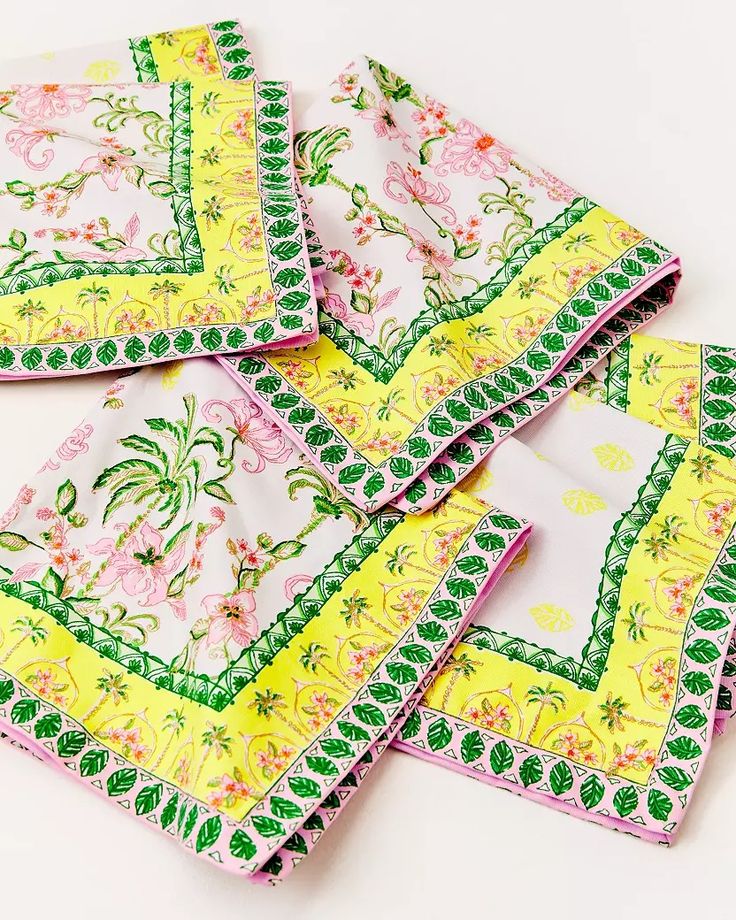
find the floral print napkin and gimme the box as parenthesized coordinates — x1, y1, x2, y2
(393, 392, 736, 841)
(0, 357, 529, 880)
(575, 332, 736, 729)
(225, 55, 680, 513)
(0, 22, 320, 377)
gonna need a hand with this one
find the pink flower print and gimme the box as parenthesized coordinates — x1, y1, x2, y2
(202, 398, 292, 474)
(74, 214, 146, 262)
(87, 522, 186, 608)
(5, 124, 56, 170)
(323, 290, 376, 336)
(235, 539, 268, 570)
(405, 227, 455, 281)
(193, 41, 218, 75)
(78, 149, 135, 191)
(360, 99, 405, 141)
(203, 590, 259, 647)
(383, 162, 456, 223)
(230, 109, 252, 142)
(12, 83, 90, 121)
(436, 119, 513, 180)
(471, 353, 503, 375)
(0, 483, 36, 529)
(363, 432, 402, 456)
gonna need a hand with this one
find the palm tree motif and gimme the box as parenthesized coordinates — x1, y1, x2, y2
(525, 682, 566, 742)
(643, 519, 710, 565)
(92, 392, 228, 530)
(661, 513, 715, 552)
(439, 652, 479, 709)
(82, 669, 129, 723)
(248, 689, 309, 741)
(562, 231, 609, 260)
(376, 387, 418, 424)
(312, 368, 361, 401)
(286, 464, 369, 540)
(0, 615, 48, 664)
(152, 707, 186, 770)
(298, 642, 353, 692)
(294, 125, 353, 187)
(690, 451, 716, 484)
(76, 282, 110, 337)
(623, 602, 681, 642)
(15, 299, 46, 342)
(515, 274, 561, 306)
(638, 351, 663, 385)
(193, 721, 234, 787)
(598, 691, 664, 732)
(341, 590, 395, 638)
(149, 279, 183, 327)
(385, 543, 443, 579)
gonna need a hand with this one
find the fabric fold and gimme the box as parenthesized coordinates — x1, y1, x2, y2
(392, 392, 736, 841)
(0, 356, 529, 880)
(224, 54, 680, 512)
(0, 22, 323, 378)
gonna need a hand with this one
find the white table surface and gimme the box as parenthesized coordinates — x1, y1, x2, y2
(0, 2, 734, 917)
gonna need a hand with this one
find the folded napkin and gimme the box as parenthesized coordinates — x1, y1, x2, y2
(0, 357, 529, 880)
(392, 392, 736, 841)
(225, 55, 680, 512)
(576, 332, 736, 730)
(0, 22, 320, 377)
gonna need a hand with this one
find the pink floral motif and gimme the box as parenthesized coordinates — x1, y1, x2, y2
(669, 378, 698, 426)
(0, 484, 36, 529)
(611, 741, 657, 773)
(525, 168, 577, 204)
(346, 642, 383, 682)
(405, 227, 455, 280)
(323, 289, 380, 336)
(648, 656, 677, 708)
(362, 431, 402, 456)
(435, 119, 513, 180)
(420, 372, 460, 404)
(41, 424, 94, 472)
(704, 498, 735, 539)
(193, 41, 218, 75)
(99, 723, 150, 764)
(202, 590, 258, 647)
(663, 574, 698, 620)
(562, 260, 600, 294)
(551, 729, 597, 765)
(87, 522, 186, 610)
(12, 83, 90, 121)
(207, 770, 255, 809)
(202, 398, 292, 474)
(383, 161, 456, 223)
(5, 124, 56, 170)
(255, 742, 295, 779)
(78, 149, 136, 192)
(432, 526, 467, 567)
(465, 701, 511, 732)
(64, 214, 146, 262)
(302, 690, 338, 732)
(359, 99, 406, 141)
(26, 667, 67, 706)
(229, 109, 252, 143)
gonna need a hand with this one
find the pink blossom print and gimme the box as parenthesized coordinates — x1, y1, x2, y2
(87, 522, 186, 609)
(11, 83, 90, 121)
(435, 119, 513, 180)
(203, 590, 258, 647)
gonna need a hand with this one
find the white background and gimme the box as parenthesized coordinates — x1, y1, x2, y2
(0, 1, 734, 917)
